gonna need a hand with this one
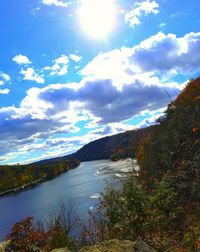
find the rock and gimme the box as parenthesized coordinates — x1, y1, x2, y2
(79, 239, 156, 252)
(134, 240, 156, 252)
(0, 241, 10, 252)
(51, 248, 71, 252)
(50, 239, 156, 252)
(79, 239, 135, 252)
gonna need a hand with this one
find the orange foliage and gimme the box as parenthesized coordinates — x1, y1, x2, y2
(194, 95, 200, 102)
(7, 217, 50, 252)
(192, 127, 199, 133)
(174, 77, 200, 106)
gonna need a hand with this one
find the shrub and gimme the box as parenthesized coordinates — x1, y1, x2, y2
(6, 217, 50, 252)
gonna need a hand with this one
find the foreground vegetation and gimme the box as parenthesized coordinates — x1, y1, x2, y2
(0, 159, 80, 195)
(4, 77, 200, 251)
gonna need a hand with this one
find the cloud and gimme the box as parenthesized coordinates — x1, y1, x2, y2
(0, 71, 11, 86)
(135, 108, 166, 128)
(43, 55, 69, 76)
(131, 32, 200, 73)
(13, 54, 32, 65)
(82, 32, 200, 80)
(80, 48, 136, 89)
(21, 67, 45, 83)
(13, 55, 45, 84)
(81, 79, 181, 123)
(0, 104, 80, 161)
(159, 22, 166, 28)
(69, 54, 82, 62)
(21, 77, 181, 125)
(125, 0, 159, 28)
(42, 0, 70, 7)
(0, 112, 81, 164)
(0, 89, 10, 95)
(88, 122, 134, 136)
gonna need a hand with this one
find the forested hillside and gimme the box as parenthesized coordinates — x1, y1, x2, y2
(71, 127, 150, 161)
(0, 159, 80, 195)
(137, 77, 200, 193)
(35, 127, 151, 165)
(133, 77, 200, 250)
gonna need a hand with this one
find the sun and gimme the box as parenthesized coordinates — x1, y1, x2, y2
(79, 0, 117, 39)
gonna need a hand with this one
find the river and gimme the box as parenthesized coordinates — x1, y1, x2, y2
(0, 159, 136, 240)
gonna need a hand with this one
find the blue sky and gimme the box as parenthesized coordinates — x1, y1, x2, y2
(0, 0, 200, 164)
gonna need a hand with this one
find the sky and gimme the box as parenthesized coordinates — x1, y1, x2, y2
(0, 0, 200, 165)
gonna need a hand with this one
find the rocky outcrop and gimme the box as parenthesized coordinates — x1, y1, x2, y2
(0, 241, 10, 252)
(133, 240, 156, 252)
(51, 239, 156, 252)
(51, 248, 71, 252)
(79, 240, 156, 252)
(79, 240, 135, 252)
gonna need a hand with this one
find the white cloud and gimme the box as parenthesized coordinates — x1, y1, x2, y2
(69, 54, 82, 62)
(159, 22, 166, 28)
(55, 55, 69, 65)
(89, 122, 135, 137)
(134, 108, 166, 128)
(82, 32, 200, 81)
(42, 0, 70, 7)
(21, 67, 45, 83)
(0, 73, 10, 82)
(131, 32, 200, 73)
(0, 88, 10, 95)
(13, 54, 32, 65)
(125, 0, 159, 28)
(20, 76, 181, 125)
(80, 48, 136, 89)
(0, 72, 11, 86)
(43, 55, 69, 76)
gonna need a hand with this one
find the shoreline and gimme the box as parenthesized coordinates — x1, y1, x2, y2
(0, 178, 44, 197)
(0, 162, 80, 197)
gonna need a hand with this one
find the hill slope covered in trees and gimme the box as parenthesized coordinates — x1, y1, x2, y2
(133, 77, 200, 250)
(35, 127, 151, 165)
(0, 159, 80, 195)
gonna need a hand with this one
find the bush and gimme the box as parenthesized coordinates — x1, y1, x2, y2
(6, 217, 50, 252)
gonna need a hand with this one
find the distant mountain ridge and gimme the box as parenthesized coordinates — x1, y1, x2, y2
(34, 127, 151, 165)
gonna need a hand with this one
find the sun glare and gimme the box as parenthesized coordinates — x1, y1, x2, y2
(79, 0, 116, 39)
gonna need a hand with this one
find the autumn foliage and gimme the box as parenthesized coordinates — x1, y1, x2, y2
(135, 77, 200, 250)
(6, 217, 50, 252)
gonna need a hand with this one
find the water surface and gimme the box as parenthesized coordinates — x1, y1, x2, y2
(0, 159, 134, 240)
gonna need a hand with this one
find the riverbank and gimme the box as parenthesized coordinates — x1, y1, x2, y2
(0, 179, 43, 197)
(0, 159, 80, 197)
